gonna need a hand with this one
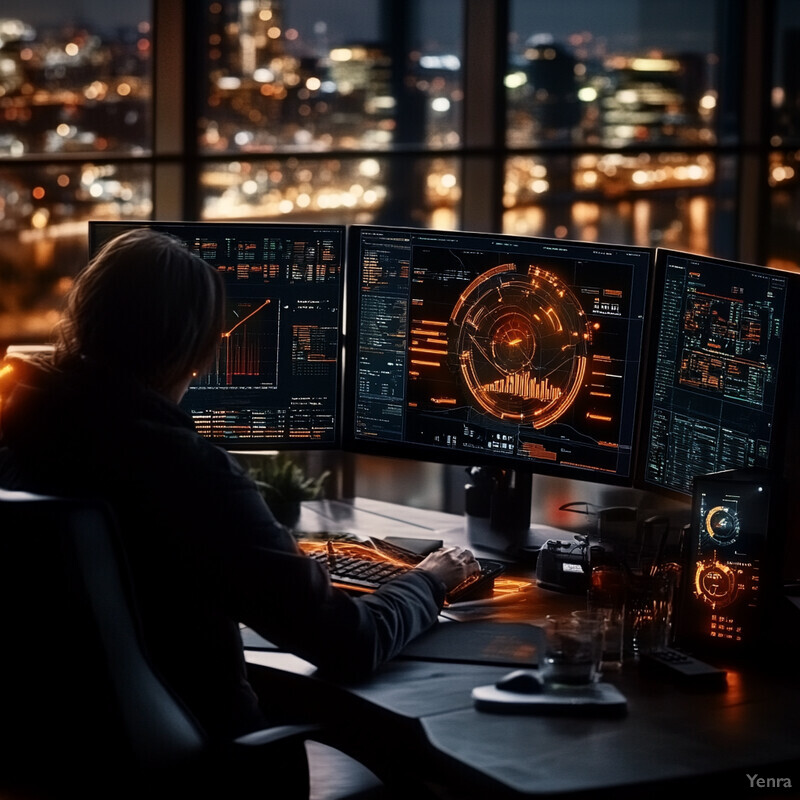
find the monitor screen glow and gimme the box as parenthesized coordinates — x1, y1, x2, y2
(637, 249, 791, 498)
(89, 221, 345, 450)
(344, 225, 653, 485)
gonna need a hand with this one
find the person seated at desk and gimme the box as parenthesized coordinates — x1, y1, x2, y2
(0, 228, 480, 742)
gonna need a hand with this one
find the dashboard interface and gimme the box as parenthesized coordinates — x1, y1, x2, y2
(678, 469, 775, 651)
(640, 250, 789, 496)
(89, 221, 344, 449)
(346, 226, 653, 483)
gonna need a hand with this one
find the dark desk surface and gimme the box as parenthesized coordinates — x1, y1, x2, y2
(420, 659, 800, 798)
(244, 498, 800, 798)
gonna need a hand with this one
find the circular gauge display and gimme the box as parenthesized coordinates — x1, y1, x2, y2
(693, 557, 738, 609)
(449, 264, 591, 428)
(703, 505, 740, 546)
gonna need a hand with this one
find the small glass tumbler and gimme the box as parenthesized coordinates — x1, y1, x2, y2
(540, 613, 603, 687)
(573, 607, 624, 674)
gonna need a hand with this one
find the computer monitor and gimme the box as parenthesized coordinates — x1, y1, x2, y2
(637, 248, 794, 499)
(343, 225, 653, 486)
(88, 220, 345, 450)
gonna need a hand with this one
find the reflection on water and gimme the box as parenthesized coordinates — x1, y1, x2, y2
(503, 195, 715, 251)
(1, 194, 722, 354)
(0, 232, 89, 349)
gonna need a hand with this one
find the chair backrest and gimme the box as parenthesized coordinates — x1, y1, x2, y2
(0, 488, 207, 789)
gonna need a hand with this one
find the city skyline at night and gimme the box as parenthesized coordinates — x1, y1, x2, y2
(1, 1, 798, 348)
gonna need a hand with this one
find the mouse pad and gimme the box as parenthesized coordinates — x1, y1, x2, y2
(239, 626, 277, 650)
(400, 621, 543, 667)
(472, 680, 627, 716)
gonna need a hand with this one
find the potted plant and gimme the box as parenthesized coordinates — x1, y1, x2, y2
(248, 454, 329, 530)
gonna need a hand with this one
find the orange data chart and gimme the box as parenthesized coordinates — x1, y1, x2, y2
(346, 225, 652, 484)
(87, 220, 345, 450)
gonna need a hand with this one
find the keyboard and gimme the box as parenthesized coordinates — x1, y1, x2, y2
(298, 537, 505, 604)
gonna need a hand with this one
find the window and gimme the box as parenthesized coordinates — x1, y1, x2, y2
(770, 0, 800, 270)
(195, 0, 463, 228)
(503, 0, 733, 250)
(1, 0, 796, 353)
(0, 2, 152, 345)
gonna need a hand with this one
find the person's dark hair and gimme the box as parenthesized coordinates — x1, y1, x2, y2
(54, 228, 225, 394)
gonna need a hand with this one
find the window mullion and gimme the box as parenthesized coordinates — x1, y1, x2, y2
(461, 0, 507, 232)
(737, 0, 774, 264)
(153, 0, 187, 219)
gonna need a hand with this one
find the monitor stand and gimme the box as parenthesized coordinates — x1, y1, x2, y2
(464, 466, 571, 561)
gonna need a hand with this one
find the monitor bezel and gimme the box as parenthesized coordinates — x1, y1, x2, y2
(341, 223, 655, 486)
(633, 247, 798, 502)
(88, 219, 347, 452)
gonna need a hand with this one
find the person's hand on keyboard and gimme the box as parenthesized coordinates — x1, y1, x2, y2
(414, 546, 481, 592)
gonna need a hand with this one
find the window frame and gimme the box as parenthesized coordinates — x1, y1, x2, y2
(149, 0, 778, 265)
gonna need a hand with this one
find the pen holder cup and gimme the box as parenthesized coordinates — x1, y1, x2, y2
(587, 565, 627, 670)
(626, 568, 678, 657)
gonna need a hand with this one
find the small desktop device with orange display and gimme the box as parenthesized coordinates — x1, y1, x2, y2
(675, 468, 780, 654)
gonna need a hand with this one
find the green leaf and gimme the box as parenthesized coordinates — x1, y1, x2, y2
(247, 454, 330, 503)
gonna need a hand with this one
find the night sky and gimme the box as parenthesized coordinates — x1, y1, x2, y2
(1, 0, 724, 53)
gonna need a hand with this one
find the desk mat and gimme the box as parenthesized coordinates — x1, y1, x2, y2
(399, 621, 543, 667)
(239, 626, 277, 650)
(242, 620, 543, 667)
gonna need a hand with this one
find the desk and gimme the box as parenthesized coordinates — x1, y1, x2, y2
(245, 498, 800, 798)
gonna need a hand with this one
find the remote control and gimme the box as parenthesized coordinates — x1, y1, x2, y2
(640, 647, 727, 688)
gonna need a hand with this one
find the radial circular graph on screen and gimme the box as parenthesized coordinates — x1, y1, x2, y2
(448, 263, 591, 428)
(703, 505, 740, 546)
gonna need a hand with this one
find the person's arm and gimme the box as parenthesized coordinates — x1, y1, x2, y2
(211, 537, 442, 679)
(186, 447, 475, 678)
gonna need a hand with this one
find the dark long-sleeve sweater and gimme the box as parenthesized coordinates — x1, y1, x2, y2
(0, 356, 445, 740)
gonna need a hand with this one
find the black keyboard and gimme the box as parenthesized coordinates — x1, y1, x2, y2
(299, 538, 505, 604)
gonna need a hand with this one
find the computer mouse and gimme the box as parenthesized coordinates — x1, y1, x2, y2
(495, 669, 543, 694)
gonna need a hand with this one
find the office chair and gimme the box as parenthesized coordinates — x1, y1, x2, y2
(0, 488, 384, 800)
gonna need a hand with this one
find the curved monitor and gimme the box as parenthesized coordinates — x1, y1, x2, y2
(89, 220, 345, 450)
(343, 225, 653, 485)
(636, 248, 795, 499)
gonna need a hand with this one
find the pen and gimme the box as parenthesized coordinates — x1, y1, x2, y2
(445, 593, 529, 610)
(326, 540, 336, 569)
